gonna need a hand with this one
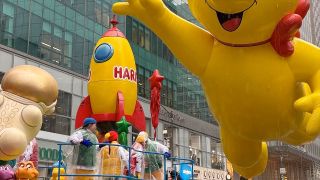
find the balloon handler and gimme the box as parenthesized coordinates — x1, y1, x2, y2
(99, 130, 129, 179)
(129, 133, 145, 179)
(130, 131, 171, 180)
(69, 117, 99, 180)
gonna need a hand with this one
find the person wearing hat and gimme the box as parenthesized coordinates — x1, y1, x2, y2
(130, 133, 145, 179)
(99, 130, 129, 179)
(69, 117, 99, 180)
(131, 131, 171, 180)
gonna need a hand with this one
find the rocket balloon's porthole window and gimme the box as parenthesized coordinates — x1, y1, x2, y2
(94, 43, 114, 63)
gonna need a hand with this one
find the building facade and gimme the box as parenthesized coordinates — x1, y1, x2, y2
(0, 0, 224, 178)
(310, 0, 320, 46)
(301, 0, 320, 46)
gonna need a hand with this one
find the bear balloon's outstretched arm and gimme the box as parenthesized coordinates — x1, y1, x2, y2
(112, 0, 214, 77)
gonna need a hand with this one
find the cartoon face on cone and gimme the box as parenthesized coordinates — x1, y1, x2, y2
(0, 65, 58, 161)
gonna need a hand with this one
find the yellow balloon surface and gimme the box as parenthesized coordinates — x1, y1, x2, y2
(88, 36, 137, 116)
(113, 0, 320, 178)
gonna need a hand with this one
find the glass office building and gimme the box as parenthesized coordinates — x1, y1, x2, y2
(0, 0, 224, 177)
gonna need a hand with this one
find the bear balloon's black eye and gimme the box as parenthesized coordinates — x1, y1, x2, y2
(94, 43, 114, 63)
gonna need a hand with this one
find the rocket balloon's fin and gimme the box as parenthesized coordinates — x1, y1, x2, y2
(129, 100, 146, 131)
(75, 96, 93, 129)
(116, 91, 125, 121)
(115, 91, 146, 130)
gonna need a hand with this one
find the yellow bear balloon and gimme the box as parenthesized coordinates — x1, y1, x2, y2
(113, 0, 320, 178)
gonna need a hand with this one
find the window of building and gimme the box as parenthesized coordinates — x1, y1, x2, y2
(95, 0, 102, 24)
(41, 90, 72, 135)
(151, 32, 157, 54)
(42, 115, 71, 135)
(167, 81, 174, 107)
(83, 39, 94, 76)
(189, 132, 202, 166)
(39, 22, 67, 67)
(173, 83, 177, 108)
(132, 20, 138, 44)
(74, 0, 85, 14)
(71, 34, 84, 74)
(85, 0, 95, 21)
(125, 17, 132, 41)
(167, 49, 174, 63)
(62, 0, 75, 7)
(2, 2, 14, 33)
(138, 24, 145, 48)
(43, 7, 54, 22)
(52, 26, 63, 65)
(40, 21, 52, 61)
(161, 79, 168, 106)
(137, 65, 145, 97)
(29, 14, 43, 57)
(145, 29, 151, 51)
(0, 72, 4, 81)
(176, 128, 190, 159)
(163, 123, 176, 154)
(63, 31, 72, 68)
(101, 3, 109, 28)
(163, 45, 169, 60)
(210, 140, 225, 170)
(0, 2, 14, 47)
(144, 69, 151, 99)
(157, 39, 163, 58)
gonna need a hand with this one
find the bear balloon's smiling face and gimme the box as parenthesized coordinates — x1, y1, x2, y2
(188, 0, 298, 44)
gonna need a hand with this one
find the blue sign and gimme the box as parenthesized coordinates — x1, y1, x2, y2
(180, 164, 192, 180)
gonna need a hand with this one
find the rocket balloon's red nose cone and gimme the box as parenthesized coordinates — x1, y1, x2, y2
(102, 15, 125, 38)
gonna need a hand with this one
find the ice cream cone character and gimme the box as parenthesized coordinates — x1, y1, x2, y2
(0, 65, 58, 161)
